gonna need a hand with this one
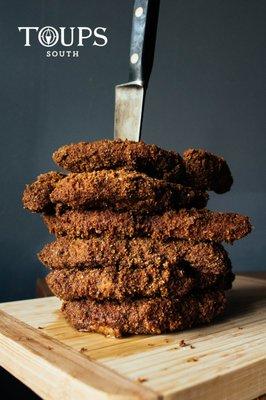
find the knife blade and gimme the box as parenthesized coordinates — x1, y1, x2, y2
(114, 0, 160, 141)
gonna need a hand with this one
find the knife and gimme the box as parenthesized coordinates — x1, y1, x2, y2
(114, 0, 160, 141)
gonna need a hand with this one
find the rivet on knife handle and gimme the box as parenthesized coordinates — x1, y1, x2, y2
(114, 0, 160, 142)
(129, 0, 160, 87)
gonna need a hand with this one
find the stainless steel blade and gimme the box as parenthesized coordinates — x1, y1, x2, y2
(114, 82, 144, 141)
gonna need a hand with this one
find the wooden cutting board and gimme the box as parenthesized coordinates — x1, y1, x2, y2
(0, 275, 265, 400)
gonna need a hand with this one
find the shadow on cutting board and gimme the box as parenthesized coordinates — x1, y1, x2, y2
(224, 276, 266, 319)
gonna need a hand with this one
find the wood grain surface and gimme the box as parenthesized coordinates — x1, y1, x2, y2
(0, 275, 265, 400)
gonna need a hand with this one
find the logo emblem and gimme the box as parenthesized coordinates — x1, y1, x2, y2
(38, 26, 59, 47)
(18, 26, 108, 58)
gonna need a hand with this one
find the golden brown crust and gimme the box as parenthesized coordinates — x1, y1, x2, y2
(23, 170, 208, 214)
(46, 265, 195, 301)
(52, 140, 233, 193)
(183, 149, 233, 194)
(22, 172, 64, 212)
(43, 209, 139, 239)
(43, 208, 252, 244)
(53, 139, 185, 182)
(150, 209, 251, 243)
(62, 290, 227, 337)
(49, 170, 208, 213)
(47, 267, 233, 301)
(38, 237, 231, 275)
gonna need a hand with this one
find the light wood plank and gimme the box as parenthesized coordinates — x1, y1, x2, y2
(0, 311, 159, 400)
(0, 275, 265, 400)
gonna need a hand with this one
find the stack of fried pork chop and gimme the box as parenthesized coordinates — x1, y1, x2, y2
(22, 140, 251, 337)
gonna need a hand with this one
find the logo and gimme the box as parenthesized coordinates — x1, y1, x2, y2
(18, 26, 108, 58)
(38, 26, 59, 47)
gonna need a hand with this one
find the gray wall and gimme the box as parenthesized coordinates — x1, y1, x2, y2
(0, 0, 265, 302)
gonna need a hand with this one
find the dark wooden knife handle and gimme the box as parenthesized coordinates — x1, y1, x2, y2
(129, 0, 160, 87)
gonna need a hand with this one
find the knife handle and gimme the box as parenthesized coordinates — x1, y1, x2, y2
(129, 0, 160, 87)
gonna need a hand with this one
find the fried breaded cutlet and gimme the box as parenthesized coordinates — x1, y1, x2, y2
(52, 140, 233, 193)
(47, 265, 195, 301)
(38, 237, 231, 275)
(52, 139, 185, 182)
(49, 170, 208, 212)
(62, 290, 227, 337)
(22, 172, 64, 213)
(183, 148, 233, 194)
(22, 170, 208, 213)
(150, 209, 251, 243)
(47, 267, 233, 301)
(43, 208, 252, 244)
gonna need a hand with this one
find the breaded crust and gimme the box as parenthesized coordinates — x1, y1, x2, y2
(150, 209, 251, 243)
(23, 170, 207, 214)
(49, 170, 208, 212)
(43, 208, 252, 244)
(47, 267, 233, 301)
(62, 290, 227, 337)
(52, 140, 233, 193)
(46, 265, 195, 301)
(183, 149, 233, 194)
(53, 139, 185, 182)
(22, 172, 64, 212)
(38, 237, 231, 275)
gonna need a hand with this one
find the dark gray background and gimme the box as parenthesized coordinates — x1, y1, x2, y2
(0, 0, 265, 302)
